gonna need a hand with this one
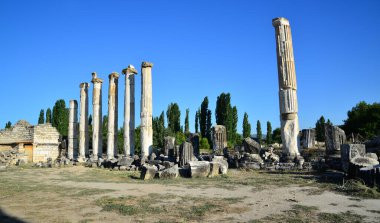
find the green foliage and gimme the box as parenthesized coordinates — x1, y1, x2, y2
(102, 115, 108, 154)
(88, 115, 93, 126)
(215, 93, 237, 143)
(272, 128, 282, 143)
(231, 106, 238, 143)
(175, 131, 186, 145)
(52, 99, 69, 136)
(242, 112, 251, 138)
(38, 109, 44, 124)
(200, 97, 209, 138)
(45, 108, 52, 123)
(117, 127, 124, 154)
(153, 111, 165, 148)
(166, 103, 181, 133)
(315, 116, 326, 142)
(5, 121, 12, 129)
(206, 110, 212, 146)
(235, 133, 243, 145)
(199, 137, 210, 150)
(343, 101, 380, 140)
(185, 108, 190, 133)
(266, 121, 272, 145)
(134, 126, 141, 155)
(256, 120, 262, 144)
(195, 109, 199, 133)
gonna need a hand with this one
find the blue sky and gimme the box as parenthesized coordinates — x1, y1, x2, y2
(1, 0, 379, 134)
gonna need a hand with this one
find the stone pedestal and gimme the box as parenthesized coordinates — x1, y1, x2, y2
(122, 65, 138, 156)
(91, 72, 103, 159)
(211, 125, 227, 155)
(68, 100, 78, 160)
(79, 83, 90, 161)
(140, 62, 153, 158)
(272, 17, 301, 159)
(179, 142, 194, 167)
(107, 72, 119, 159)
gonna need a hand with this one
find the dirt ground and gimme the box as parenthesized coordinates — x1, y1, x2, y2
(0, 166, 379, 223)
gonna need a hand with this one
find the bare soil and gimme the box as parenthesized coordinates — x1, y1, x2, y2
(0, 166, 379, 223)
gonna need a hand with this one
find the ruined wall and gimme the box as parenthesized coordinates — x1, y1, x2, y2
(33, 124, 60, 162)
(0, 120, 33, 144)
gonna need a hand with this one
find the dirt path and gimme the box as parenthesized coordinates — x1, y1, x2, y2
(1, 166, 380, 222)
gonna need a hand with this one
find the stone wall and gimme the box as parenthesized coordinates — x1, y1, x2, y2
(0, 120, 33, 144)
(33, 124, 60, 162)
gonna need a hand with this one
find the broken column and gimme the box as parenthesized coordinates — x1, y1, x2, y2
(122, 65, 138, 156)
(107, 72, 119, 159)
(68, 100, 78, 160)
(272, 17, 301, 159)
(91, 72, 103, 159)
(164, 136, 175, 157)
(301, 129, 316, 149)
(211, 125, 227, 155)
(140, 62, 153, 158)
(79, 83, 90, 161)
(325, 123, 346, 155)
(179, 142, 194, 167)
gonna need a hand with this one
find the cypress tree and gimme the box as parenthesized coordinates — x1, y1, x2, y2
(231, 106, 238, 143)
(206, 109, 212, 145)
(315, 116, 326, 142)
(185, 108, 189, 133)
(52, 99, 69, 136)
(46, 108, 52, 123)
(266, 121, 273, 145)
(166, 103, 181, 133)
(38, 109, 45, 124)
(242, 112, 251, 138)
(256, 120, 262, 144)
(195, 109, 199, 133)
(200, 97, 209, 138)
(5, 121, 12, 129)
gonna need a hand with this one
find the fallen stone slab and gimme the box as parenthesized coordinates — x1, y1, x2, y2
(189, 161, 210, 178)
(140, 164, 158, 180)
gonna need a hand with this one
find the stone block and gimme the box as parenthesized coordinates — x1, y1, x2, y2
(243, 137, 260, 154)
(159, 164, 179, 179)
(189, 161, 210, 178)
(140, 164, 157, 180)
(209, 162, 220, 177)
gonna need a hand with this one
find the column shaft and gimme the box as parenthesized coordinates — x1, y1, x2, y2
(92, 72, 103, 159)
(140, 62, 153, 158)
(107, 72, 119, 159)
(68, 100, 78, 159)
(79, 83, 89, 161)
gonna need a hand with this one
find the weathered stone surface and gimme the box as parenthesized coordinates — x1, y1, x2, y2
(211, 125, 227, 155)
(159, 164, 179, 179)
(341, 143, 379, 176)
(325, 123, 346, 155)
(91, 72, 103, 159)
(122, 65, 138, 157)
(212, 156, 228, 174)
(163, 161, 174, 169)
(140, 164, 157, 180)
(209, 162, 220, 177)
(273, 17, 301, 159)
(164, 136, 175, 157)
(189, 161, 210, 178)
(68, 100, 78, 160)
(179, 142, 194, 167)
(189, 133, 200, 157)
(262, 147, 280, 163)
(364, 153, 378, 161)
(301, 129, 315, 149)
(107, 72, 119, 159)
(117, 157, 134, 167)
(79, 83, 90, 160)
(243, 137, 261, 154)
(140, 62, 154, 158)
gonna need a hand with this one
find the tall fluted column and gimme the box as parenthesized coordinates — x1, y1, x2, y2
(68, 100, 78, 160)
(122, 65, 138, 156)
(272, 17, 301, 159)
(79, 83, 89, 161)
(92, 72, 103, 159)
(107, 72, 119, 159)
(140, 62, 153, 158)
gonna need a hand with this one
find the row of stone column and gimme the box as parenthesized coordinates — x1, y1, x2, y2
(67, 62, 153, 160)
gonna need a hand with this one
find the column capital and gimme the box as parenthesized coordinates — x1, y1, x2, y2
(79, 82, 90, 88)
(272, 17, 290, 27)
(122, 65, 138, 75)
(108, 72, 120, 79)
(92, 72, 103, 83)
(141, 61, 153, 68)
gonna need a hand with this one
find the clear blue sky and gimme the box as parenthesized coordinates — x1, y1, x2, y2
(1, 0, 379, 134)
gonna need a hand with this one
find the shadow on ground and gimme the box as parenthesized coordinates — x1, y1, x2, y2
(0, 208, 27, 223)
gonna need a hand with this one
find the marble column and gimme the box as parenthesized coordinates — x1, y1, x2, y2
(122, 65, 138, 156)
(140, 62, 153, 158)
(79, 83, 89, 161)
(107, 72, 119, 159)
(272, 17, 301, 159)
(68, 100, 78, 160)
(91, 72, 103, 159)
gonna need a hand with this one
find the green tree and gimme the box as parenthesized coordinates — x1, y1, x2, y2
(5, 121, 12, 129)
(185, 108, 190, 134)
(153, 111, 165, 148)
(272, 128, 282, 143)
(175, 131, 186, 145)
(315, 116, 326, 142)
(52, 99, 69, 136)
(266, 121, 273, 145)
(166, 103, 181, 133)
(242, 112, 251, 138)
(343, 101, 380, 140)
(195, 109, 199, 133)
(117, 127, 124, 154)
(200, 137, 210, 150)
(38, 109, 45, 124)
(215, 93, 231, 126)
(102, 115, 108, 154)
(46, 108, 52, 123)
(200, 97, 209, 138)
(256, 120, 262, 144)
(231, 106, 238, 143)
(88, 114, 93, 126)
(134, 126, 141, 155)
(206, 109, 212, 145)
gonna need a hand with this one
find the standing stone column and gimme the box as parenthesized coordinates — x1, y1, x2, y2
(79, 83, 89, 161)
(122, 65, 138, 156)
(272, 17, 301, 159)
(68, 100, 78, 160)
(140, 62, 153, 158)
(92, 72, 103, 159)
(107, 72, 119, 159)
